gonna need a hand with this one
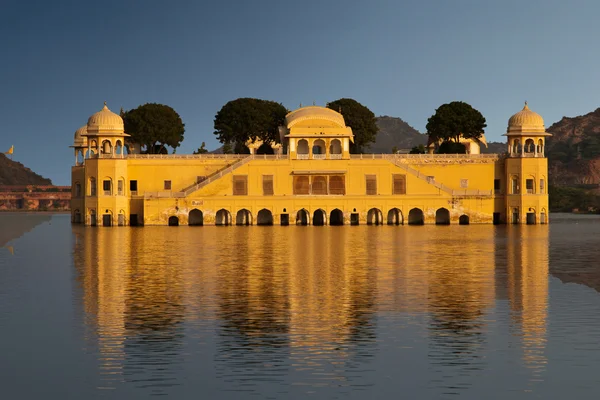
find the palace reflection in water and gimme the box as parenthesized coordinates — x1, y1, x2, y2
(72, 224, 549, 397)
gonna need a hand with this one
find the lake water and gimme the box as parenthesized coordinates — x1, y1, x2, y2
(1, 213, 600, 399)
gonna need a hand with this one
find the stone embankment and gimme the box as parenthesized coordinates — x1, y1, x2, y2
(0, 185, 70, 211)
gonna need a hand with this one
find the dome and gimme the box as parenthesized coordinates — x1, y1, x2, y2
(507, 102, 545, 133)
(286, 106, 346, 129)
(73, 125, 88, 147)
(86, 102, 124, 134)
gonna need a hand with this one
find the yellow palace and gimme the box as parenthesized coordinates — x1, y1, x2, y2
(70, 103, 550, 226)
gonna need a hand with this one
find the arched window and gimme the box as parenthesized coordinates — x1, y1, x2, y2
(102, 140, 112, 155)
(89, 177, 96, 196)
(297, 139, 309, 158)
(313, 139, 325, 157)
(329, 139, 342, 156)
(511, 175, 519, 194)
(524, 139, 535, 154)
(512, 139, 521, 155)
(537, 139, 544, 156)
(115, 140, 123, 156)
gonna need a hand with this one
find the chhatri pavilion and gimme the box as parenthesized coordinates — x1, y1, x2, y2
(70, 103, 550, 226)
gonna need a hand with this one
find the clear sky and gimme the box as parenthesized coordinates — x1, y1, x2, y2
(1, 0, 599, 185)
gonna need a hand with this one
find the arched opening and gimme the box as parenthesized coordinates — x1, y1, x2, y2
(168, 216, 179, 226)
(297, 139, 309, 155)
(102, 140, 113, 155)
(256, 143, 275, 155)
(526, 209, 536, 225)
(189, 209, 203, 226)
(216, 209, 232, 226)
(329, 139, 342, 156)
(118, 210, 126, 226)
(459, 215, 470, 225)
(541, 208, 547, 224)
(408, 208, 424, 225)
(236, 209, 252, 225)
(524, 138, 535, 154)
(387, 208, 403, 225)
(312, 139, 325, 156)
(257, 209, 274, 225)
(115, 140, 123, 156)
(511, 175, 519, 194)
(89, 209, 97, 226)
(537, 139, 544, 156)
(435, 208, 450, 225)
(89, 177, 96, 196)
(367, 208, 383, 225)
(73, 209, 82, 224)
(330, 209, 344, 225)
(313, 209, 326, 226)
(296, 209, 309, 225)
(512, 139, 521, 155)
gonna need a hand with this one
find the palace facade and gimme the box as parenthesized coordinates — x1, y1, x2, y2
(70, 103, 550, 226)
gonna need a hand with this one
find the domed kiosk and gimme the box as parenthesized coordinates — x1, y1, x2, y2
(82, 102, 130, 158)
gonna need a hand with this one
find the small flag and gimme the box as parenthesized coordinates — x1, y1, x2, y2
(5, 145, 13, 155)
(7, 246, 14, 255)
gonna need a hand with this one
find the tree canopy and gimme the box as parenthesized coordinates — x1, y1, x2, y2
(213, 98, 288, 152)
(426, 101, 486, 147)
(122, 103, 185, 154)
(327, 98, 378, 153)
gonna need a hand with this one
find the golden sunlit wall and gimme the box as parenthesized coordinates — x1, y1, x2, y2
(71, 104, 549, 226)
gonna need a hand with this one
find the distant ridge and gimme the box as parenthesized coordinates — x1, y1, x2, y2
(0, 153, 52, 185)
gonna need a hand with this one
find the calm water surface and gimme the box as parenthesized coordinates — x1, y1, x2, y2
(1, 213, 600, 399)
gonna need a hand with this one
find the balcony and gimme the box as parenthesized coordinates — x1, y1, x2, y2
(312, 154, 326, 160)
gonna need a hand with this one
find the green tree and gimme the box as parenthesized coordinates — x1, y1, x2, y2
(221, 142, 233, 154)
(213, 98, 287, 152)
(391, 146, 398, 154)
(409, 144, 426, 154)
(426, 101, 486, 148)
(327, 98, 378, 153)
(193, 142, 209, 154)
(122, 103, 185, 154)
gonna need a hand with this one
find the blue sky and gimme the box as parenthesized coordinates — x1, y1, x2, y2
(1, 0, 599, 185)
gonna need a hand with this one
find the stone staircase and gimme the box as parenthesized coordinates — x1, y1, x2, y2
(181, 156, 253, 196)
(388, 157, 492, 197)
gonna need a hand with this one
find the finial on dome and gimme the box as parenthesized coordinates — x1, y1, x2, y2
(523, 101, 529, 110)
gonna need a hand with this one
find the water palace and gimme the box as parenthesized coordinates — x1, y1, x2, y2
(70, 103, 550, 226)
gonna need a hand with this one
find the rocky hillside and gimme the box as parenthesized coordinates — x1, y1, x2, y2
(368, 116, 427, 153)
(546, 108, 600, 185)
(0, 154, 52, 185)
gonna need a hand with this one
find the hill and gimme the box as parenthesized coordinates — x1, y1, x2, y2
(545, 108, 600, 186)
(0, 154, 52, 185)
(368, 116, 427, 153)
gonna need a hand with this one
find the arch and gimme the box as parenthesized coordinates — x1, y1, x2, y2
(257, 209, 274, 225)
(313, 209, 326, 226)
(89, 177, 96, 196)
(312, 139, 325, 155)
(89, 209, 97, 226)
(512, 138, 521, 155)
(367, 208, 383, 225)
(524, 138, 535, 153)
(115, 140, 123, 155)
(102, 176, 112, 196)
(459, 214, 470, 225)
(73, 209, 82, 224)
(387, 208, 403, 225)
(236, 209, 252, 225)
(168, 216, 179, 226)
(297, 139, 309, 155)
(329, 139, 342, 155)
(296, 209, 309, 225)
(189, 209, 203, 226)
(537, 139, 544, 155)
(540, 208, 547, 224)
(118, 209, 126, 226)
(102, 140, 113, 155)
(216, 209, 232, 226)
(511, 175, 519, 194)
(408, 208, 424, 225)
(435, 208, 450, 225)
(330, 209, 344, 225)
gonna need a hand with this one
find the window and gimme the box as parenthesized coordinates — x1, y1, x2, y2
(262, 175, 274, 195)
(460, 179, 468, 188)
(526, 179, 535, 194)
(75, 183, 81, 198)
(312, 176, 328, 195)
(392, 174, 406, 195)
(90, 178, 96, 196)
(130, 180, 138, 195)
(164, 180, 172, 190)
(494, 179, 501, 194)
(293, 176, 310, 195)
(118, 180, 124, 196)
(366, 175, 377, 195)
(329, 175, 345, 195)
(540, 179, 545, 194)
(233, 175, 248, 195)
(103, 180, 111, 195)
(511, 176, 519, 194)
